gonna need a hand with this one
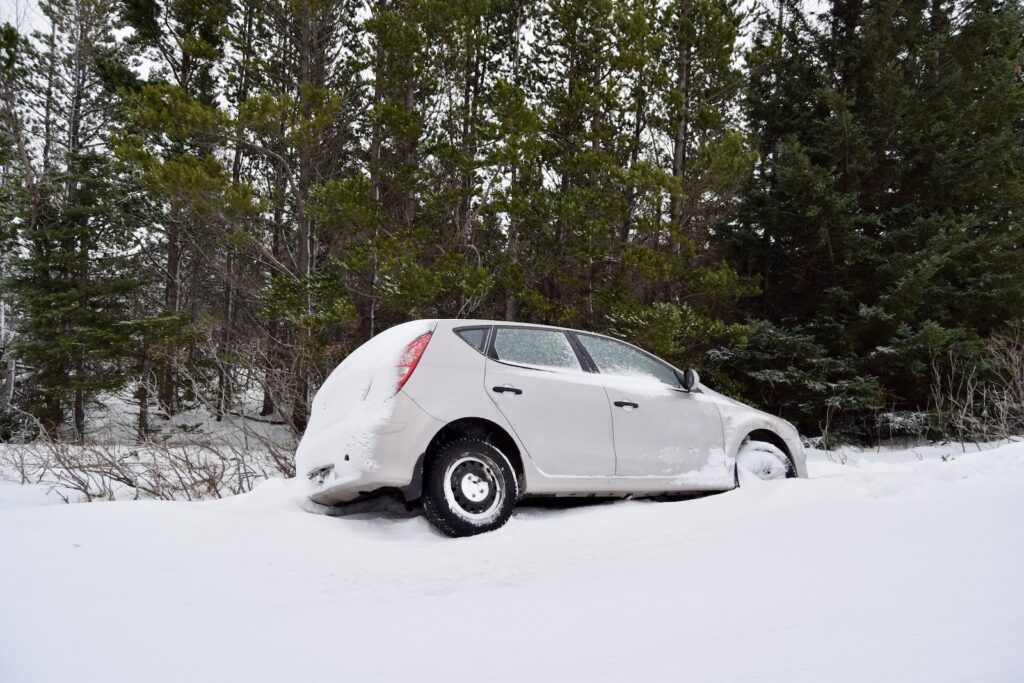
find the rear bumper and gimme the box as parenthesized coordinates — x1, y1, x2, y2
(296, 391, 444, 505)
(305, 459, 397, 505)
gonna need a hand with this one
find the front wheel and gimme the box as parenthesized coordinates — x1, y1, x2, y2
(422, 437, 519, 537)
(735, 439, 793, 484)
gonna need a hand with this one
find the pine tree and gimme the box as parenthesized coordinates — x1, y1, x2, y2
(1, 0, 138, 439)
(232, 0, 366, 429)
(731, 0, 1024, 437)
(116, 0, 233, 418)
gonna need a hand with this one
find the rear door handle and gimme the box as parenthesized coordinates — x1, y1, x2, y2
(492, 385, 523, 395)
(614, 400, 639, 409)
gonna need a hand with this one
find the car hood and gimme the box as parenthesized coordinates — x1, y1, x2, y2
(697, 385, 798, 432)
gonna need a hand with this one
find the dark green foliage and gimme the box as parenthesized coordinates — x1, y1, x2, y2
(716, 320, 883, 440)
(8, 152, 137, 434)
(1, 0, 1023, 443)
(728, 0, 1024, 436)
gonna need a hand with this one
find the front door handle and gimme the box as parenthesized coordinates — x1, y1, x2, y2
(492, 385, 523, 395)
(614, 400, 639, 409)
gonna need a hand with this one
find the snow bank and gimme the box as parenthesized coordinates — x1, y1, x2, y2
(1, 441, 1022, 682)
(0, 481, 64, 509)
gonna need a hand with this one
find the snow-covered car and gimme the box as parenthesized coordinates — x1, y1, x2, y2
(296, 319, 806, 536)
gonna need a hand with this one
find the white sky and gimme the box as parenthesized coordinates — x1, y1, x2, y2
(0, 0, 47, 34)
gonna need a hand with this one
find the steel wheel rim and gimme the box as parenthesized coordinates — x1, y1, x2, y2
(442, 454, 505, 523)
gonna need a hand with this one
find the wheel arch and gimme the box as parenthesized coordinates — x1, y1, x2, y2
(741, 428, 797, 474)
(403, 417, 524, 501)
(744, 428, 791, 458)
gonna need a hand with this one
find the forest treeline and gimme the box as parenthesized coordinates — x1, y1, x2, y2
(0, 0, 1022, 445)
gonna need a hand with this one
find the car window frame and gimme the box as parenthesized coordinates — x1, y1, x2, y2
(452, 325, 493, 355)
(569, 331, 683, 389)
(485, 325, 591, 374)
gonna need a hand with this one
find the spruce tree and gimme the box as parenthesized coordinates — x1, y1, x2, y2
(1, 0, 138, 439)
(731, 0, 1024, 437)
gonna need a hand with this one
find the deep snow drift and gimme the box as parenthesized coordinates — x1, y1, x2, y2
(2, 441, 1023, 682)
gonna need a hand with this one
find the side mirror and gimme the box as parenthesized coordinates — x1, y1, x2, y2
(681, 368, 700, 392)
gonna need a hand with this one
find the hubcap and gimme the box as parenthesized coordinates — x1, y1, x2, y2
(460, 472, 490, 502)
(442, 455, 505, 523)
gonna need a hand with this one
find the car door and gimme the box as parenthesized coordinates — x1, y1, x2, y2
(484, 326, 616, 477)
(573, 333, 727, 481)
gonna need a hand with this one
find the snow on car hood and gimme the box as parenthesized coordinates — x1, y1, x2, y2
(296, 320, 437, 473)
(698, 385, 801, 449)
(700, 385, 787, 423)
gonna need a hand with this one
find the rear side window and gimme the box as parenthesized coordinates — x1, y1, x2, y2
(576, 334, 679, 387)
(492, 328, 581, 371)
(455, 327, 488, 353)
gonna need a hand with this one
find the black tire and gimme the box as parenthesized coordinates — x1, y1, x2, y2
(421, 437, 519, 537)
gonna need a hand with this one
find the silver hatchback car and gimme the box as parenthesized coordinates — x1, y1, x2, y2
(296, 319, 806, 536)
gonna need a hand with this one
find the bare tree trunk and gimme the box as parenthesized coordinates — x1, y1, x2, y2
(0, 284, 13, 413)
(218, 2, 254, 421)
(289, 0, 324, 433)
(73, 387, 85, 444)
(160, 224, 182, 416)
(504, 0, 524, 322)
(458, 19, 480, 246)
(217, 254, 234, 421)
(403, 74, 416, 227)
(670, 0, 691, 232)
(261, 200, 286, 418)
(367, 29, 386, 337)
(621, 67, 646, 250)
(0, 355, 13, 414)
(137, 352, 151, 442)
(0, 304, 13, 413)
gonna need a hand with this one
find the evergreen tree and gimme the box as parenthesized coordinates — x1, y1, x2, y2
(730, 0, 1024, 437)
(1, 0, 138, 439)
(116, 0, 234, 417)
(1, 0, 1021, 446)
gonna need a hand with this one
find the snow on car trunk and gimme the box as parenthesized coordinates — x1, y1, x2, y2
(295, 320, 436, 475)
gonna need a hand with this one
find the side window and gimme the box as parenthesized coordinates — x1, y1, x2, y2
(455, 327, 488, 353)
(576, 334, 679, 387)
(492, 328, 581, 371)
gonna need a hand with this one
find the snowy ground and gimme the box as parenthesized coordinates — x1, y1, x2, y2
(2, 441, 1022, 682)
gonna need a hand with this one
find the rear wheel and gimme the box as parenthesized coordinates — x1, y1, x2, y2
(422, 437, 518, 537)
(736, 439, 793, 483)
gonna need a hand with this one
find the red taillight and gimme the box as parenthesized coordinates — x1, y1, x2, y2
(395, 331, 432, 392)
